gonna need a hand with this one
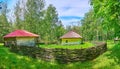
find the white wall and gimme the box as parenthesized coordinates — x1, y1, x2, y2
(16, 37, 36, 46)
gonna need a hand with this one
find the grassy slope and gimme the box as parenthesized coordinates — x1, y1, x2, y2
(0, 41, 120, 69)
(39, 42, 93, 49)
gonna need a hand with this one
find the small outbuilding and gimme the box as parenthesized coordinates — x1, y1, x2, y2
(60, 31, 82, 45)
(4, 30, 39, 47)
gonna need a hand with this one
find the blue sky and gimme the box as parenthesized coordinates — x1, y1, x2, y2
(0, 0, 91, 26)
(0, 0, 16, 9)
(46, 0, 91, 26)
(0, 0, 17, 21)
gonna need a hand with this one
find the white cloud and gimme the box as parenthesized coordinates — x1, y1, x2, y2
(7, 0, 91, 26)
(61, 18, 81, 27)
(46, 0, 91, 26)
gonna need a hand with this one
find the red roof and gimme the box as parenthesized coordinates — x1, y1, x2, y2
(4, 30, 39, 38)
(60, 31, 82, 39)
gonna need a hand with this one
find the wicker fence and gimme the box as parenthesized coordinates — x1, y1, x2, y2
(9, 42, 107, 63)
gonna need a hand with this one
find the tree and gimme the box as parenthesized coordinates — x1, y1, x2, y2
(0, 1, 10, 42)
(24, 0, 45, 34)
(13, 0, 65, 43)
(43, 4, 65, 43)
(14, 0, 23, 29)
(81, 10, 113, 41)
(90, 0, 120, 38)
(55, 21, 66, 40)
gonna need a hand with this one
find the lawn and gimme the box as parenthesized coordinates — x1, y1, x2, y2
(39, 42, 94, 49)
(0, 41, 120, 69)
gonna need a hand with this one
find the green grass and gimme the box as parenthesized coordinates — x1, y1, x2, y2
(0, 43, 4, 46)
(1, 41, 120, 69)
(39, 42, 93, 49)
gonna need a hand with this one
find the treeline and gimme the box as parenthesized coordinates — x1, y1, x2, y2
(81, 0, 120, 41)
(0, 0, 66, 43)
(0, 0, 120, 43)
(81, 10, 114, 41)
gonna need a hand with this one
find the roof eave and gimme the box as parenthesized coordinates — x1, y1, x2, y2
(4, 36, 39, 38)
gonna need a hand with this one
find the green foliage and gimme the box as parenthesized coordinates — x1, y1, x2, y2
(12, 0, 65, 43)
(0, 2, 10, 42)
(0, 0, 66, 43)
(81, 10, 105, 41)
(43, 4, 65, 42)
(90, 0, 120, 38)
(81, 9, 115, 41)
(24, 0, 45, 33)
(108, 42, 120, 64)
(14, 0, 23, 29)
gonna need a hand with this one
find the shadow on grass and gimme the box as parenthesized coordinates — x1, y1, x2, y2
(0, 46, 98, 69)
(0, 46, 56, 69)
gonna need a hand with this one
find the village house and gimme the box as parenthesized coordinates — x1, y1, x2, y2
(4, 30, 39, 47)
(60, 31, 82, 45)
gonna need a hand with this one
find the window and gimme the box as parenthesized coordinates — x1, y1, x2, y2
(66, 40, 68, 43)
